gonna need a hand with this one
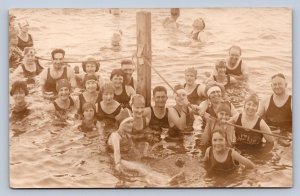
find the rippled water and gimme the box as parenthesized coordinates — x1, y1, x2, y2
(9, 8, 292, 188)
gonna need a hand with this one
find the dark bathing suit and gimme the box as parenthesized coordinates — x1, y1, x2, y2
(226, 60, 242, 76)
(206, 147, 238, 173)
(148, 106, 169, 143)
(44, 67, 68, 94)
(235, 114, 263, 145)
(17, 34, 33, 51)
(184, 83, 204, 105)
(265, 95, 292, 131)
(114, 84, 131, 109)
(213, 75, 231, 89)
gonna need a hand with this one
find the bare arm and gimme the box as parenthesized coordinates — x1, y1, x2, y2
(260, 119, 275, 143)
(168, 107, 187, 131)
(201, 120, 213, 146)
(109, 133, 122, 165)
(125, 85, 136, 97)
(230, 103, 238, 117)
(231, 149, 255, 169)
(67, 68, 77, 89)
(257, 96, 269, 117)
(39, 68, 48, 93)
(202, 147, 211, 162)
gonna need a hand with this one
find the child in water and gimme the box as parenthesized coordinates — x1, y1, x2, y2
(78, 102, 102, 138)
(203, 129, 255, 173)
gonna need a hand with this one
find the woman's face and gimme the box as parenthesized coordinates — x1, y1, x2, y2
(212, 132, 226, 152)
(244, 101, 258, 116)
(208, 89, 223, 104)
(86, 63, 97, 75)
(216, 66, 226, 75)
(132, 100, 145, 118)
(57, 87, 70, 101)
(111, 75, 123, 88)
(24, 52, 35, 65)
(102, 91, 114, 103)
(20, 25, 29, 33)
(13, 89, 26, 105)
(185, 72, 196, 85)
(83, 108, 95, 121)
(217, 111, 230, 122)
(85, 80, 97, 93)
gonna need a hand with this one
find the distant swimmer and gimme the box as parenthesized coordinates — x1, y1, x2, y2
(257, 73, 292, 132)
(191, 17, 207, 42)
(162, 8, 180, 29)
(109, 8, 120, 16)
(100, 31, 122, 52)
(39, 49, 76, 100)
(17, 20, 34, 51)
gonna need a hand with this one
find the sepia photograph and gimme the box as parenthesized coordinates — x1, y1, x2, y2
(9, 8, 292, 188)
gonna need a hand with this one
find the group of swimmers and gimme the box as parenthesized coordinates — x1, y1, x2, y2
(9, 10, 292, 177)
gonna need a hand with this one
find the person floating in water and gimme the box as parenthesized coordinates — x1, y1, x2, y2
(191, 17, 206, 42)
(10, 80, 30, 121)
(162, 8, 180, 29)
(100, 31, 122, 52)
(202, 129, 255, 174)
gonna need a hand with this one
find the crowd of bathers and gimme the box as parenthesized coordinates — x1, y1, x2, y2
(9, 10, 292, 176)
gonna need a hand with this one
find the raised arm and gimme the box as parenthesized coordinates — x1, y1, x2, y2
(168, 107, 187, 131)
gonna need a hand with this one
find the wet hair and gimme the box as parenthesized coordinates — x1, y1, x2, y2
(215, 59, 226, 69)
(82, 102, 96, 113)
(211, 129, 228, 143)
(130, 94, 145, 106)
(170, 8, 180, 17)
(110, 69, 124, 80)
(153, 86, 167, 96)
(229, 45, 242, 56)
(56, 79, 71, 92)
(82, 58, 100, 72)
(10, 81, 29, 96)
(51, 48, 65, 59)
(121, 59, 133, 66)
(271, 73, 286, 80)
(185, 67, 197, 78)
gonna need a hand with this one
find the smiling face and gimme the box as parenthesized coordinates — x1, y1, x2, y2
(208, 88, 223, 104)
(217, 111, 230, 122)
(216, 65, 226, 76)
(13, 89, 26, 105)
(57, 87, 70, 101)
(229, 47, 241, 66)
(111, 75, 123, 88)
(83, 108, 95, 121)
(153, 91, 168, 108)
(121, 119, 134, 133)
(85, 63, 97, 75)
(24, 51, 35, 65)
(20, 24, 29, 33)
(244, 100, 258, 116)
(132, 99, 145, 118)
(102, 90, 114, 104)
(52, 53, 64, 70)
(85, 80, 97, 93)
(271, 76, 287, 96)
(211, 132, 227, 152)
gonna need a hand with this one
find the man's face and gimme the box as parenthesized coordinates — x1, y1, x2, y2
(121, 64, 134, 79)
(52, 53, 64, 70)
(153, 91, 168, 108)
(271, 76, 287, 96)
(229, 47, 241, 65)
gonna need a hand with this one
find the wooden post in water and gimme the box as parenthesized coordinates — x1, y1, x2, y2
(136, 11, 152, 107)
